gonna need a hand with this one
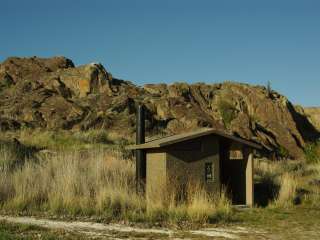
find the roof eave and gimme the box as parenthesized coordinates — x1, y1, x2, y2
(126, 144, 160, 150)
(126, 139, 262, 150)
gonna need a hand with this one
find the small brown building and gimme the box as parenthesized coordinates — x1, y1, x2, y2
(129, 128, 261, 206)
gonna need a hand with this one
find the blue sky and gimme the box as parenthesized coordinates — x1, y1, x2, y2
(0, 0, 319, 106)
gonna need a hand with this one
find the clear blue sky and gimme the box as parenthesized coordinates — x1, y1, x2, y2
(0, 0, 319, 106)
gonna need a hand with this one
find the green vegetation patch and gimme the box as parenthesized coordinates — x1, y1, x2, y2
(305, 141, 320, 164)
(0, 221, 89, 240)
(277, 145, 290, 159)
(217, 100, 237, 127)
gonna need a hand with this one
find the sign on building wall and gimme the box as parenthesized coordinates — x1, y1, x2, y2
(230, 149, 244, 159)
(205, 162, 214, 182)
(229, 142, 244, 160)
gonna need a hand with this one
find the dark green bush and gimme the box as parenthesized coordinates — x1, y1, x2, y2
(305, 141, 320, 164)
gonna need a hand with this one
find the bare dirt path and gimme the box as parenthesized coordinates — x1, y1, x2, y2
(0, 215, 267, 239)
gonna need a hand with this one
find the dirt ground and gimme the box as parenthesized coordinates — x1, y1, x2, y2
(0, 215, 265, 239)
(1, 207, 320, 240)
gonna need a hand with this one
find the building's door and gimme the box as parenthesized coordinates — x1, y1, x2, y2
(219, 139, 246, 205)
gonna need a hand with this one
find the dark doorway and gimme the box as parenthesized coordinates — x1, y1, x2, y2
(219, 139, 246, 205)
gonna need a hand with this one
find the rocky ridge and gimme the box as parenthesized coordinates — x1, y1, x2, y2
(299, 107, 320, 132)
(0, 56, 319, 159)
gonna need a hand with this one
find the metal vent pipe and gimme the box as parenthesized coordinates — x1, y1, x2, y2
(136, 105, 146, 193)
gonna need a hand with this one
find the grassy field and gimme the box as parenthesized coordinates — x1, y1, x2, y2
(0, 129, 319, 238)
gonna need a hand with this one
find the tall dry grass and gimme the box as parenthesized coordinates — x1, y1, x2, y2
(255, 157, 320, 208)
(146, 179, 232, 224)
(272, 172, 298, 208)
(255, 159, 299, 208)
(184, 185, 231, 223)
(303, 160, 320, 206)
(0, 147, 144, 219)
(0, 139, 232, 224)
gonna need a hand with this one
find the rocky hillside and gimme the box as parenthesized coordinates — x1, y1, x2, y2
(301, 107, 320, 132)
(0, 56, 319, 159)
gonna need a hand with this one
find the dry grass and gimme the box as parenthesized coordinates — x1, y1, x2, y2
(146, 179, 232, 224)
(185, 185, 231, 223)
(0, 136, 232, 224)
(0, 145, 14, 171)
(303, 160, 320, 206)
(0, 147, 144, 219)
(255, 157, 320, 208)
(272, 173, 298, 208)
(0, 129, 129, 152)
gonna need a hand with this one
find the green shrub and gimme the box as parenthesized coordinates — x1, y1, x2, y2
(218, 100, 237, 127)
(278, 146, 290, 159)
(305, 141, 320, 164)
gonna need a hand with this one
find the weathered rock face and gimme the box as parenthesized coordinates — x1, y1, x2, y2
(52, 63, 113, 97)
(0, 56, 319, 159)
(0, 57, 141, 132)
(298, 107, 320, 132)
(142, 82, 320, 159)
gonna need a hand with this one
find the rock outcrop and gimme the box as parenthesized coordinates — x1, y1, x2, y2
(297, 107, 320, 132)
(0, 56, 319, 159)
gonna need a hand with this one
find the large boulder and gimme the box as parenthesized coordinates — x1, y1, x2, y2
(52, 63, 113, 97)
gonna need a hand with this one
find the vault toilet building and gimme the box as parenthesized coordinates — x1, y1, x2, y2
(129, 106, 262, 206)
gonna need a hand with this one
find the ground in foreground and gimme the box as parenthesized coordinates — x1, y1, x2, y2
(1, 206, 320, 240)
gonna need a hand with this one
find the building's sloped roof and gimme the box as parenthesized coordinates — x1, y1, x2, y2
(127, 128, 262, 150)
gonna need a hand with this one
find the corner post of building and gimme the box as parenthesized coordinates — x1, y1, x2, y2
(246, 149, 254, 207)
(136, 104, 146, 194)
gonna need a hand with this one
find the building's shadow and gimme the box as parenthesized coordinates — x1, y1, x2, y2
(254, 181, 280, 207)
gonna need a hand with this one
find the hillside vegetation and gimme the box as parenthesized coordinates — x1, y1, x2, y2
(0, 130, 319, 227)
(0, 56, 319, 159)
